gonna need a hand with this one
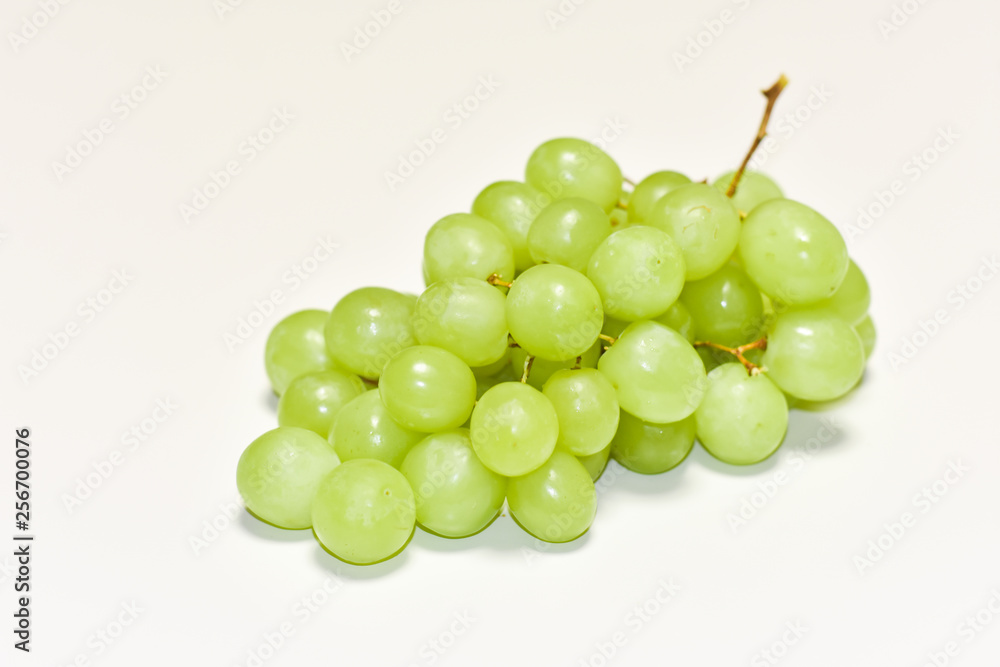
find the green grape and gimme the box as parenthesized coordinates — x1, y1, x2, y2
(413, 277, 508, 367)
(575, 443, 611, 481)
(855, 314, 876, 359)
(379, 346, 477, 432)
(277, 370, 366, 439)
(330, 390, 423, 467)
(265, 310, 336, 395)
(586, 225, 686, 321)
(796, 259, 870, 325)
(423, 213, 515, 285)
(740, 199, 849, 305)
(507, 449, 597, 543)
(472, 349, 512, 379)
(527, 198, 612, 272)
(598, 320, 707, 423)
(628, 171, 692, 223)
(311, 459, 415, 565)
(762, 310, 865, 401)
(324, 287, 416, 380)
(236, 427, 340, 529)
(510, 341, 601, 390)
(472, 181, 548, 271)
(506, 264, 603, 360)
(647, 183, 741, 280)
(525, 138, 623, 213)
(542, 369, 619, 456)
(610, 411, 695, 474)
(712, 170, 783, 213)
(400, 429, 506, 538)
(609, 205, 629, 228)
(470, 382, 559, 476)
(695, 363, 788, 465)
(680, 263, 764, 347)
(654, 300, 696, 343)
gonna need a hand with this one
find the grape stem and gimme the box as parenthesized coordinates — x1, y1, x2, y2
(623, 176, 636, 188)
(520, 354, 534, 383)
(693, 337, 768, 376)
(507, 335, 521, 349)
(598, 333, 617, 352)
(725, 74, 789, 198)
(487, 273, 513, 289)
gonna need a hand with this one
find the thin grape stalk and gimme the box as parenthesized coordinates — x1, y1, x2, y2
(693, 337, 768, 376)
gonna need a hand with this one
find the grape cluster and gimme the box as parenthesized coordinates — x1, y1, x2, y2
(236, 96, 874, 566)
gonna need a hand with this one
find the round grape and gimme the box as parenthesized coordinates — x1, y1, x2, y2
(379, 346, 477, 433)
(527, 197, 612, 272)
(712, 170, 783, 213)
(542, 369, 619, 456)
(413, 277, 508, 367)
(423, 213, 515, 285)
(611, 411, 695, 474)
(525, 138, 623, 212)
(507, 450, 597, 543)
(680, 263, 764, 347)
(265, 310, 336, 395)
(324, 287, 416, 380)
(277, 370, 366, 439)
(312, 459, 415, 565)
(472, 181, 548, 271)
(628, 171, 692, 224)
(330, 390, 423, 467)
(647, 183, 741, 280)
(470, 382, 558, 476)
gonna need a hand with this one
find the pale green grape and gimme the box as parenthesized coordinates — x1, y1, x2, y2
(575, 443, 611, 481)
(655, 300, 696, 343)
(762, 310, 865, 401)
(265, 310, 337, 395)
(712, 170, 783, 213)
(400, 429, 506, 538)
(236, 427, 340, 529)
(695, 363, 788, 465)
(470, 382, 559, 476)
(587, 225, 686, 321)
(855, 314, 876, 359)
(277, 370, 366, 439)
(598, 320, 707, 423)
(379, 346, 477, 432)
(525, 138, 623, 213)
(510, 341, 601, 390)
(609, 205, 629, 228)
(680, 263, 764, 347)
(324, 287, 416, 380)
(423, 213, 515, 285)
(506, 264, 603, 360)
(647, 183, 741, 280)
(527, 198, 612, 272)
(472, 181, 548, 271)
(796, 259, 870, 325)
(413, 277, 508, 367)
(330, 390, 423, 467)
(507, 449, 597, 543)
(311, 459, 415, 565)
(740, 199, 848, 305)
(542, 369, 619, 456)
(611, 411, 695, 474)
(628, 171, 692, 223)
(472, 349, 512, 379)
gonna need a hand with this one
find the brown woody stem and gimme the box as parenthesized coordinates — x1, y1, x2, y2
(725, 75, 789, 198)
(693, 337, 768, 375)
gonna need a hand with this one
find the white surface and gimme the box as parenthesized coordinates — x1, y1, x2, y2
(3, 1, 1000, 665)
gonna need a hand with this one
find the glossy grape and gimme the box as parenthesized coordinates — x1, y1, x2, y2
(855, 314, 876, 359)
(506, 264, 603, 360)
(740, 199, 848, 305)
(587, 225, 686, 321)
(695, 363, 788, 465)
(277, 370, 366, 439)
(470, 382, 559, 476)
(762, 310, 865, 401)
(543, 369, 620, 456)
(311, 459, 415, 565)
(599, 320, 706, 423)
(265, 310, 336, 395)
(712, 170, 783, 213)
(330, 390, 423, 467)
(400, 429, 506, 538)
(324, 287, 416, 380)
(647, 183, 741, 280)
(413, 277, 508, 367)
(507, 450, 597, 543)
(575, 443, 612, 481)
(526, 138, 623, 212)
(423, 213, 515, 285)
(472, 181, 547, 271)
(628, 171, 692, 224)
(611, 412, 695, 474)
(680, 263, 764, 347)
(797, 259, 870, 325)
(527, 197, 612, 272)
(379, 346, 477, 432)
(236, 427, 340, 529)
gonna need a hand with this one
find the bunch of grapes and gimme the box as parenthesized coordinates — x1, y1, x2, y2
(236, 76, 875, 566)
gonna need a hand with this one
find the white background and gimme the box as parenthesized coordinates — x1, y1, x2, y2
(3, 0, 1000, 665)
